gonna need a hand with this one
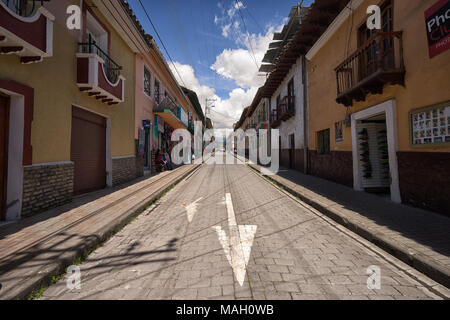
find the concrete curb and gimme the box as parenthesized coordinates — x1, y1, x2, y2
(248, 163, 450, 290)
(2, 165, 201, 300)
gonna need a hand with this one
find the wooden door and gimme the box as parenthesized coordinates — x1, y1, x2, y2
(71, 107, 106, 195)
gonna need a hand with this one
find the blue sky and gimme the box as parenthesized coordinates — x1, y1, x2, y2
(127, 0, 314, 128)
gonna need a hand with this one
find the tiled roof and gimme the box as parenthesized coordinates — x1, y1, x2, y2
(119, 0, 153, 49)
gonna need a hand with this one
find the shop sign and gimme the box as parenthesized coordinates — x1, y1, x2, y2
(158, 118, 165, 133)
(425, 0, 450, 58)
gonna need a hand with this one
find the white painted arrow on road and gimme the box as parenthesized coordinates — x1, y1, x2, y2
(184, 197, 203, 223)
(213, 193, 257, 286)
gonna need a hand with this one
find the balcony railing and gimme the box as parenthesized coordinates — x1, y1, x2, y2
(78, 35, 122, 84)
(335, 32, 405, 107)
(278, 95, 295, 121)
(154, 96, 178, 115)
(270, 95, 295, 128)
(270, 110, 281, 128)
(1, 0, 49, 17)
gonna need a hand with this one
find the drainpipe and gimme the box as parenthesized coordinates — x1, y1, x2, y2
(302, 55, 309, 174)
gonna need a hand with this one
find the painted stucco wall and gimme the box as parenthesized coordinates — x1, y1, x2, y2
(308, 0, 450, 153)
(135, 47, 201, 140)
(270, 58, 305, 149)
(0, 0, 136, 163)
(135, 53, 155, 139)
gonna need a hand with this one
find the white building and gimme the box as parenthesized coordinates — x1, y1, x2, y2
(258, 4, 309, 171)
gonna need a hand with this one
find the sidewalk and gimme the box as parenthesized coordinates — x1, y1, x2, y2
(0, 164, 199, 300)
(249, 163, 450, 289)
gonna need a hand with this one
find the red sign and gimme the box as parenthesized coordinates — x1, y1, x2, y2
(425, 0, 450, 58)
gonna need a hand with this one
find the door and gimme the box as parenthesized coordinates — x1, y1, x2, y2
(0, 95, 9, 219)
(289, 134, 295, 169)
(71, 107, 106, 195)
(144, 127, 151, 169)
(278, 136, 282, 166)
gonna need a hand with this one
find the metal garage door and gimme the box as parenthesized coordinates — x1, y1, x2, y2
(71, 106, 106, 195)
(0, 95, 9, 219)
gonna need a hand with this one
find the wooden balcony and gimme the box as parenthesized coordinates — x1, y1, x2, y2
(270, 110, 281, 128)
(0, 0, 54, 64)
(76, 39, 125, 105)
(153, 96, 188, 130)
(336, 32, 405, 107)
(270, 95, 295, 128)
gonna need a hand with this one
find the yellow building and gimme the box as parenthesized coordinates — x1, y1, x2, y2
(0, 0, 147, 220)
(306, 0, 450, 214)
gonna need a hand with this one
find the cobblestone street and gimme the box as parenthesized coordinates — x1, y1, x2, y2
(41, 155, 449, 300)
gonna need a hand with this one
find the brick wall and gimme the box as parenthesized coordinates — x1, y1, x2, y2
(135, 155, 144, 178)
(280, 149, 306, 173)
(22, 163, 74, 217)
(112, 156, 137, 187)
(308, 150, 353, 187)
(397, 152, 450, 216)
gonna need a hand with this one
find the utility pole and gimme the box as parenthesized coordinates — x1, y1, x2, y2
(205, 98, 217, 117)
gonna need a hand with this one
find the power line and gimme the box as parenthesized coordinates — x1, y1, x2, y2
(137, 0, 187, 88)
(235, 0, 260, 71)
(242, 1, 265, 34)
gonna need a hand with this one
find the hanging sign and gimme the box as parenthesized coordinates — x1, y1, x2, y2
(425, 0, 450, 58)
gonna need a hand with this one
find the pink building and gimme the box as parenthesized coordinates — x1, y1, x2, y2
(134, 36, 201, 174)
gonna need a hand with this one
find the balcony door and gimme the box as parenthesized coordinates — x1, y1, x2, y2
(358, 0, 394, 78)
(287, 79, 295, 111)
(85, 11, 109, 54)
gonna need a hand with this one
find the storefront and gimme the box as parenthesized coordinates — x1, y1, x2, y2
(351, 100, 401, 203)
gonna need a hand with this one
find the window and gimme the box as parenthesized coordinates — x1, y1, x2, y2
(317, 129, 330, 154)
(144, 67, 152, 97)
(86, 12, 109, 53)
(358, 0, 394, 74)
(335, 121, 343, 142)
(154, 79, 161, 104)
(288, 79, 294, 97)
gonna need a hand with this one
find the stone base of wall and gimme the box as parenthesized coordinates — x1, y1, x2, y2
(397, 152, 450, 216)
(308, 150, 353, 187)
(112, 156, 137, 187)
(135, 155, 144, 179)
(280, 149, 305, 173)
(22, 163, 74, 217)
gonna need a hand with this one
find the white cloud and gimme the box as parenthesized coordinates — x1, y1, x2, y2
(168, 2, 286, 129)
(221, 23, 232, 38)
(170, 62, 257, 129)
(211, 25, 281, 89)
